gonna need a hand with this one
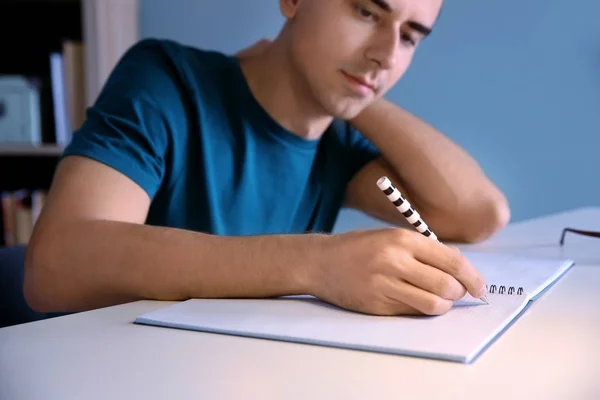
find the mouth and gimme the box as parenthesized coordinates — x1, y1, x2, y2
(340, 71, 377, 95)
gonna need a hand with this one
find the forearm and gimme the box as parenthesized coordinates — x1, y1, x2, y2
(24, 220, 321, 313)
(350, 99, 508, 222)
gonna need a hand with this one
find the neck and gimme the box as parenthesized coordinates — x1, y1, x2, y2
(237, 37, 334, 140)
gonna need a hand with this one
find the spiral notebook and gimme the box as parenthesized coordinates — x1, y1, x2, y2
(135, 251, 574, 363)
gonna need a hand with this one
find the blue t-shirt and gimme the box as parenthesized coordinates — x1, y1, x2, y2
(62, 38, 380, 236)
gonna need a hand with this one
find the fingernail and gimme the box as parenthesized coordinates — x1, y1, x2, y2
(478, 284, 488, 298)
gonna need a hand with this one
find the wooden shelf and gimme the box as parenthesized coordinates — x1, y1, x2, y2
(0, 145, 65, 157)
(0, 0, 138, 247)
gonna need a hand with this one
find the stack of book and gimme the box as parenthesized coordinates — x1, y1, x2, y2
(0, 1, 86, 148)
(0, 39, 86, 148)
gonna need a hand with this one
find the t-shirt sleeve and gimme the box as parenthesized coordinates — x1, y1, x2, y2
(61, 39, 187, 199)
(343, 122, 381, 181)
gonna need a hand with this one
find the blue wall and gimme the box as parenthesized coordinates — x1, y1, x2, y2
(140, 0, 600, 228)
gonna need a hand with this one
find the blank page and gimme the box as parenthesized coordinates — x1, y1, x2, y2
(135, 252, 574, 363)
(136, 294, 529, 363)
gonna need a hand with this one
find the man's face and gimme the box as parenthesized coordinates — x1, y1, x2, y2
(283, 0, 443, 119)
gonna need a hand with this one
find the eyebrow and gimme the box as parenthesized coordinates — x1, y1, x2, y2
(407, 21, 432, 36)
(369, 0, 393, 12)
(369, 0, 433, 36)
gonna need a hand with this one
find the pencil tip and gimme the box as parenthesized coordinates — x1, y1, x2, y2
(481, 295, 490, 305)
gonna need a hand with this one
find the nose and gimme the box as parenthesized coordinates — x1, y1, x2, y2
(364, 28, 400, 70)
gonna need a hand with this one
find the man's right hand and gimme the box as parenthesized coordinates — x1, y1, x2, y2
(310, 228, 488, 316)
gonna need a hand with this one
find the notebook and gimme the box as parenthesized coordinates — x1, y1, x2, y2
(134, 251, 574, 364)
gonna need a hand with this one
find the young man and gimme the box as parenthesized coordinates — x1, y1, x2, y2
(24, 0, 510, 317)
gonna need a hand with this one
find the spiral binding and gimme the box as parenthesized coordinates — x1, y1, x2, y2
(486, 284, 524, 295)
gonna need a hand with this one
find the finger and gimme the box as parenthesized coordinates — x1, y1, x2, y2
(381, 278, 454, 316)
(401, 231, 487, 298)
(380, 302, 422, 316)
(394, 256, 467, 301)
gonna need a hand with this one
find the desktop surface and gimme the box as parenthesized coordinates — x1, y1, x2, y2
(1, 207, 599, 400)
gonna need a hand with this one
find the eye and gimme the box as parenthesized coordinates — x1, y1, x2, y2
(400, 33, 416, 47)
(353, 4, 378, 22)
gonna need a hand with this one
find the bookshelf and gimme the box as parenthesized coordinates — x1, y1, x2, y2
(0, 145, 65, 157)
(0, 0, 138, 247)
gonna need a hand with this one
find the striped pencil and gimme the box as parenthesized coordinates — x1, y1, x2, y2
(376, 176, 489, 305)
(376, 176, 439, 242)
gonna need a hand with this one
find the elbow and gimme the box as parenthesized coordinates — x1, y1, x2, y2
(459, 194, 511, 244)
(23, 237, 66, 313)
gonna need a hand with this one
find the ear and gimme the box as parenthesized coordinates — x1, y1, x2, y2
(279, 0, 303, 19)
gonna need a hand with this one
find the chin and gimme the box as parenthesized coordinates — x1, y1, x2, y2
(331, 108, 363, 120)
(309, 78, 378, 120)
(324, 98, 372, 120)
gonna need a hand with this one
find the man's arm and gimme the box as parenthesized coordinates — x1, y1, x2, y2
(24, 155, 490, 317)
(23, 156, 318, 313)
(344, 98, 510, 243)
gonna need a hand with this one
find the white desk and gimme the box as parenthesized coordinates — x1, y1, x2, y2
(1, 208, 600, 400)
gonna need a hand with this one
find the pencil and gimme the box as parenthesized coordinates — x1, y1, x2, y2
(376, 176, 490, 305)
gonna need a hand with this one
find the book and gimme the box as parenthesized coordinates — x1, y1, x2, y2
(134, 251, 575, 364)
